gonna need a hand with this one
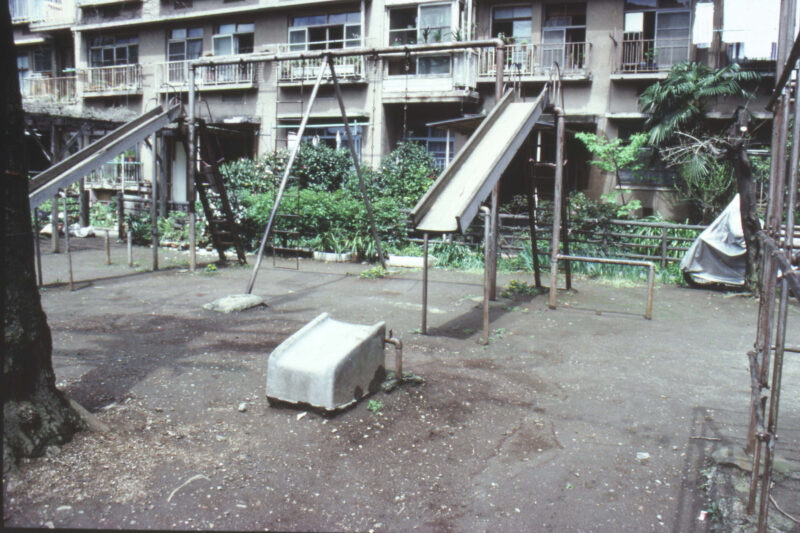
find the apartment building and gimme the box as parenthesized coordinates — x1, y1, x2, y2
(12, 0, 778, 217)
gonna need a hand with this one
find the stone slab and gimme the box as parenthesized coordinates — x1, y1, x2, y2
(203, 294, 267, 313)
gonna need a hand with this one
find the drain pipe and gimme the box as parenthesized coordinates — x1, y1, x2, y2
(385, 332, 403, 381)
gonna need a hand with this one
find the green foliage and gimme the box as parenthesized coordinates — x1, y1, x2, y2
(500, 279, 541, 298)
(294, 143, 353, 191)
(570, 191, 641, 222)
(574, 132, 649, 185)
(367, 399, 383, 413)
(431, 241, 483, 270)
(675, 157, 736, 224)
(125, 211, 152, 245)
(89, 201, 117, 228)
(204, 263, 218, 273)
(372, 142, 437, 208)
(639, 62, 759, 146)
(360, 266, 387, 279)
(157, 211, 206, 244)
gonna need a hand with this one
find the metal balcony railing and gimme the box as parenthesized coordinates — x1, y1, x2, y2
(478, 42, 590, 78)
(85, 161, 143, 190)
(20, 76, 77, 103)
(277, 52, 365, 83)
(81, 64, 142, 94)
(383, 50, 479, 93)
(619, 37, 690, 73)
(159, 58, 258, 89)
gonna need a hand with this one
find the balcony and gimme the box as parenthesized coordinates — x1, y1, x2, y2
(158, 59, 258, 92)
(81, 64, 142, 96)
(85, 160, 143, 190)
(478, 42, 590, 81)
(618, 37, 690, 74)
(20, 76, 77, 103)
(10, 0, 74, 26)
(276, 52, 365, 85)
(382, 50, 478, 103)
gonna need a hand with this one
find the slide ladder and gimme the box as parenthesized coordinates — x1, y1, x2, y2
(196, 122, 248, 264)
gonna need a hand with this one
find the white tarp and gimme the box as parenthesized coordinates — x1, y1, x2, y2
(680, 194, 748, 286)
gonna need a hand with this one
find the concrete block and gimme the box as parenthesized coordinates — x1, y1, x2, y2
(266, 313, 386, 411)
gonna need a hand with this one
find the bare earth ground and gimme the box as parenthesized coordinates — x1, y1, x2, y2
(3, 236, 799, 532)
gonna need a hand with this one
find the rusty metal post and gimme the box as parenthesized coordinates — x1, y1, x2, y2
(117, 194, 125, 241)
(188, 64, 197, 272)
(104, 229, 111, 265)
(562, 191, 572, 290)
(62, 195, 74, 291)
(33, 208, 43, 288)
(127, 230, 133, 267)
(488, 42, 505, 301)
(646, 263, 655, 320)
(548, 108, 565, 309)
(481, 207, 491, 344)
(150, 132, 159, 271)
(660, 226, 668, 268)
(385, 336, 403, 381)
(527, 145, 542, 288)
(328, 56, 387, 270)
(51, 195, 60, 253)
(422, 232, 429, 335)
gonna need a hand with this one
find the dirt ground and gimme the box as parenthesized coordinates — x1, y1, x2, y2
(3, 236, 799, 532)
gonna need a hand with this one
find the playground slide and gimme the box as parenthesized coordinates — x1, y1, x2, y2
(411, 86, 550, 234)
(28, 102, 182, 208)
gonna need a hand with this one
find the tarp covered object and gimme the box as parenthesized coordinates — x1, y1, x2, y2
(680, 194, 748, 286)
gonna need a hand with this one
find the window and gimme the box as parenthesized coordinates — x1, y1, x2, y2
(623, 0, 690, 70)
(388, 3, 455, 75)
(491, 6, 531, 42)
(168, 28, 203, 62)
(407, 127, 453, 169)
(213, 23, 254, 56)
(89, 36, 139, 67)
(32, 48, 52, 73)
(542, 3, 586, 69)
(289, 12, 361, 51)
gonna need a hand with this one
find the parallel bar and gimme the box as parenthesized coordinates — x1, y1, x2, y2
(555, 254, 655, 320)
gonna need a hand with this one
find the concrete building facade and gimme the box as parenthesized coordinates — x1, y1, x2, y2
(12, 0, 778, 217)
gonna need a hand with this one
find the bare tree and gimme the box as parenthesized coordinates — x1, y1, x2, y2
(2, 3, 83, 471)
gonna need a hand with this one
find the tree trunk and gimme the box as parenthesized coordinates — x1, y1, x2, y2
(2, 3, 82, 472)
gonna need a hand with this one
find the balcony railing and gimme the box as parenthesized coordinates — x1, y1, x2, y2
(10, 0, 74, 25)
(85, 161, 143, 190)
(82, 64, 142, 94)
(20, 76, 77, 103)
(619, 37, 690, 73)
(478, 42, 590, 78)
(159, 58, 258, 90)
(383, 50, 479, 95)
(277, 54, 365, 83)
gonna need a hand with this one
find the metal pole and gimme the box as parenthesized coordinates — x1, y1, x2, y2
(117, 194, 125, 241)
(527, 149, 541, 288)
(482, 207, 491, 344)
(548, 108, 565, 309)
(62, 195, 73, 291)
(489, 42, 505, 301)
(188, 65, 197, 272)
(51, 195, 60, 253)
(646, 263, 655, 320)
(104, 229, 111, 265)
(422, 232, 429, 335)
(151, 132, 159, 271)
(246, 61, 329, 294)
(33, 208, 43, 287)
(328, 56, 387, 269)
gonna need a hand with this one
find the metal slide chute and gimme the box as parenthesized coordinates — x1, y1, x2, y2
(28, 102, 182, 208)
(411, 85, 550, 234)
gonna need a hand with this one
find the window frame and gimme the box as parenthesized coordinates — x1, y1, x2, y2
(212, 23, 255, 56)
(387, 2, 457, 76)
(490, 4, 532, 43)
(288, 12, 361, 51)
(167, 27, 204, 62)
(88, 35, 139, 68)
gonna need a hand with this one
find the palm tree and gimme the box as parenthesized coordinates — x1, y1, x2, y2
(638, 62, 760, 147)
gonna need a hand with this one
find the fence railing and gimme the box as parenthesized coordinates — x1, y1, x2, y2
(81, 64, 142, 94)
(478, 42, 590, 78)
(383, 50, 479, 93)
(159, 59, 258, 89)
(619, 37, 690, 73)
(406, 211, 707, 268)
(276, 52, 364, 83)
(85, 161, 143, 190)
(20, 76, 77, 103)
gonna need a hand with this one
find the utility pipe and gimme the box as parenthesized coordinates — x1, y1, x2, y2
(548, 107, 565, 309)
(384, 335, 403, 382)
